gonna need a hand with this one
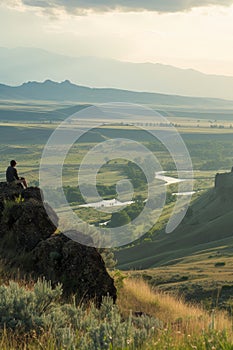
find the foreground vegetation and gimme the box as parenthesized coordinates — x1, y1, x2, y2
(0, 277, 233, 349)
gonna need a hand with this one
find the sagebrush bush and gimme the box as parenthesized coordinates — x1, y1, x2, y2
(79, 297, 159, 350)
(0, 279, 62, 332)
(2, 279, 232, 350)
(0, 279, 161, 349)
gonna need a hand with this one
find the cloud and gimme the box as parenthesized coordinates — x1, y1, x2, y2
(18, 0, 233, 14)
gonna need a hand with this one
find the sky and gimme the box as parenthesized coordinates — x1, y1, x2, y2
(0, 0, 233, 76)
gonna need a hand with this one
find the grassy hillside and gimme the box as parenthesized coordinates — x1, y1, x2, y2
(116, 184, 233, 271)
(115, 179, 233, 310)
(0, 276, 232, 350)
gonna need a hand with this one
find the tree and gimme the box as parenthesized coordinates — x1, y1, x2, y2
(110, 211, 130, 227)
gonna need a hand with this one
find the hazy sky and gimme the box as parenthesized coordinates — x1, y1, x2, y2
(1, 0, 233, 75)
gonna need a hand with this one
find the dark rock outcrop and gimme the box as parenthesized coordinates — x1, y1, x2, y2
(32, 233, 116, 304)
(0, 185, 58, 251)
(215, 172, 233, 189)
(4, 201, 58, 251)
(0, 183, 116, 305)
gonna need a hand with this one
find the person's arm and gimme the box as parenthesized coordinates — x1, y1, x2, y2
(13, 168, 19, 180)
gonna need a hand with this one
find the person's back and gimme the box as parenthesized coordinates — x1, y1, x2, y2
(6, 165, 18, 183)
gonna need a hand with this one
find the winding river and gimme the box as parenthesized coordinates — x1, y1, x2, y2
(76, 171, 195, 210)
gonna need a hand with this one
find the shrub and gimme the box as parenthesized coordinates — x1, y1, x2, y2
(0, 280, 161, 349)
(214, 262, 226, 267)
(2, 196, 24, 224)
(0, 279, 62, 332)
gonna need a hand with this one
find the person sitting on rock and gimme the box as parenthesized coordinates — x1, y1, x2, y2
(6, 160, 28, 188)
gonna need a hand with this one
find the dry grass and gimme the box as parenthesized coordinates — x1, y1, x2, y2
(117, 277, 232, 337)
(0, 276, 233, 349)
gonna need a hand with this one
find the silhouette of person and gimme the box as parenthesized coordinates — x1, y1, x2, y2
(6, 160, 28, 188)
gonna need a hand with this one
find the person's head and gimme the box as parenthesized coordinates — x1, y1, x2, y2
(10, 160, 17, 167)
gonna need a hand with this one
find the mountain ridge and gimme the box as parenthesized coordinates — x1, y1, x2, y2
(1, 79, 233, 110)
(1, 47, 233, 99)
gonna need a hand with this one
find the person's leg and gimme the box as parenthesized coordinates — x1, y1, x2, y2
(16, 179, 27, 189)
(22, 179, 28, 188)
(19, 177, 28, 188)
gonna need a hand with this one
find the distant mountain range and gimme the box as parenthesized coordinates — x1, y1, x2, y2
(1, 79, 233, 108)
(1, 80, 233, 122)
(1, 47, 233, 100)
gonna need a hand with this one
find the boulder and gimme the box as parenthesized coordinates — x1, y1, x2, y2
(3, 201, 58, 251)
(22, 186, 44, 202)
(0, 182, 117, 304)
(32, 232, 117, 305)
(0, 183, 23, 220)
(0, 182, 23, 201)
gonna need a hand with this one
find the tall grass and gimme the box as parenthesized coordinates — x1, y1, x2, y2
(117, 277, 233, 345)
(0, 276, 233, 349)
(0, 278, 160, 350)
